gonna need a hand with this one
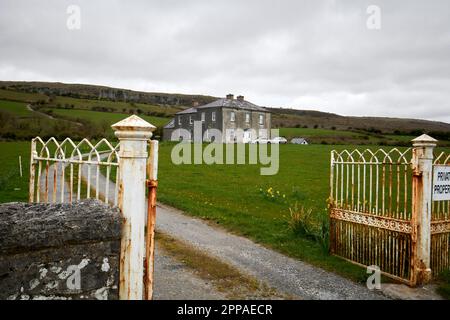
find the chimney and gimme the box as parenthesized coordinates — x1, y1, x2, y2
(237, 95, 244, 102)
(226, 94, 234, 100)
(192, 100, 199, 107)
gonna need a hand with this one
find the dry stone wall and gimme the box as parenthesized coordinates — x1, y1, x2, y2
(0, 200, 121, 300)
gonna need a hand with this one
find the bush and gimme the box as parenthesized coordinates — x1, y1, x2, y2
(288, 204, 315, 237)
(288, 203, 329, 252)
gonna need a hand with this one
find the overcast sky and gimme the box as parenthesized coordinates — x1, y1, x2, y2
(0, 0, 449, 122)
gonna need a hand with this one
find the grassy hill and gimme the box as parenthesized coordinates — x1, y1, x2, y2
(40, 108, 170, 128)
(0, 100, 32, 117)
(270, 107, 450, 134)
(1, 81, 449, 145)
(0, 81, 216, 108)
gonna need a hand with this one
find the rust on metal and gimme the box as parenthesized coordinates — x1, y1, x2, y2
(113, 115, 156, 300)
(144, 179, 158, 300)
(144, 140, 159, 300)
(329, 135, 447, 286)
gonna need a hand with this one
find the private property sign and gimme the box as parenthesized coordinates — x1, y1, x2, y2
(433, 166, 450, 201)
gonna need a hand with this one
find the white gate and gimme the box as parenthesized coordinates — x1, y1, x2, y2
(28, 115, 158, 300)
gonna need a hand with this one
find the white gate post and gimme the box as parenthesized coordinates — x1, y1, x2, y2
(112, 115, 156, 300)
(411, 134, 437, 285)
(29, 138, 37, 203)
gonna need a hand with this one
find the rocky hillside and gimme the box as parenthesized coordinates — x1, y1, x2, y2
(0, 81, 216, 107)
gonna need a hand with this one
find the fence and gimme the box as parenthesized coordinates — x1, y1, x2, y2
(329, 134, 450, 286)
(28, 115, 158, 300)
(431, 152, 450, 275)
(28, 137, 121, 205)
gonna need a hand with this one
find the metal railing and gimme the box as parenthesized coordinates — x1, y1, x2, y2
(29, 137, 120, 205)
(330, 147, 413, 283)
(330, 135, 449, 286)
(330, 148, 412, 218)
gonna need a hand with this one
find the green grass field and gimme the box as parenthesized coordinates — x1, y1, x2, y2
(437, 271, 450, 299)
(279, 127, 357, 138)
(0, 100, 32, 117)
(0, 89, 47, 103)
(42, 108, 171, 128)
(51, 96, 181, 116)
(279, 127, 417, 146)
(0, 142, 30, 203)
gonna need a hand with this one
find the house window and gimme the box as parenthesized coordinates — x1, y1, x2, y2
(178, 116, 181, 125)
(212, 111, 216, 122)
(259, 114, 264, 125)
(245, 113, 250, 123)
(189, 115, 193, 124)
(230, 111, 235, 122)
(201, 112, 205, 122)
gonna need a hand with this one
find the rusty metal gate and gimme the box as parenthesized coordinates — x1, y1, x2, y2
(28, 115, 158, 300)
(431, 152, 450, 275)
(330, 147, 413, 284)
(329, 135, 450, 286)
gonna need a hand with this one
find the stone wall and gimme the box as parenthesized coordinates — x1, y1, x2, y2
(0, 200, 121, 300)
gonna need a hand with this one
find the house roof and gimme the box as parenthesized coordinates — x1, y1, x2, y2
(197, 98, 268, 112)
(175, 97, 268, 115)
(176, 107, 198, 115)
(163, 119, 175, 129)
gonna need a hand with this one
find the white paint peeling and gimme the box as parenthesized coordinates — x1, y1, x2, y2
(20, 294, 30, 300)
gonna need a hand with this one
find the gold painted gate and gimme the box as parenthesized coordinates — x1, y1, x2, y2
(329, 147, 413, 284)
(329, 135, 450, 286)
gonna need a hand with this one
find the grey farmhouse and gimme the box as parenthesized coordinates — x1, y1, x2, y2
(163, 94, 271, 143)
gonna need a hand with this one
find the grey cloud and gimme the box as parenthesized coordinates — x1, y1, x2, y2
(0, 0, 449, 122)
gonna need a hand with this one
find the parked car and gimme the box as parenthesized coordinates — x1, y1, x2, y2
(251, 137, 288, 144)
(271, 137, 288, 144)
(250, 137, 270, 144)
(291, 137, 309, 145)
